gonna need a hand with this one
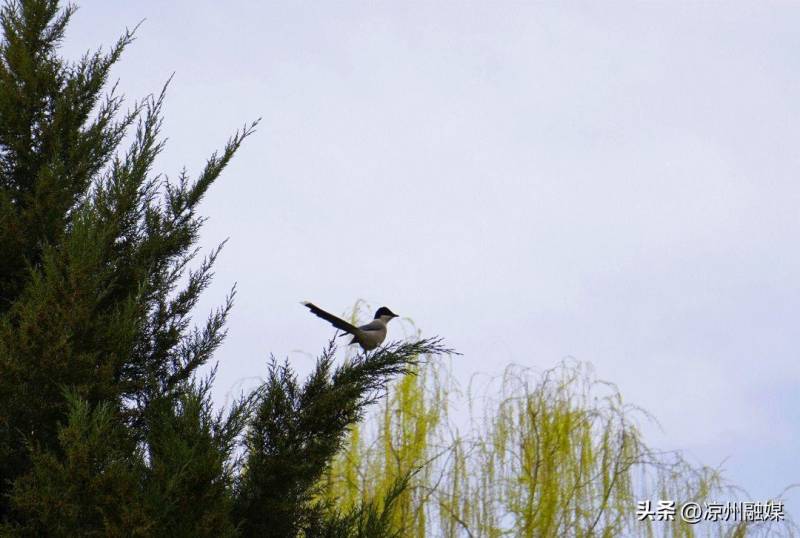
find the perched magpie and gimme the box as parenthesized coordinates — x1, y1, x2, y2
(302, 302, 398, 351)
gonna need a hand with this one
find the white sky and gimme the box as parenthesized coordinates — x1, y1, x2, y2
(66, 1, 800, 519)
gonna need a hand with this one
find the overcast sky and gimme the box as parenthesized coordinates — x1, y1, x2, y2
(66, 1, 800, 518)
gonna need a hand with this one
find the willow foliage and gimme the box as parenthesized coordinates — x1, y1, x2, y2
(322, 319, 795, 538)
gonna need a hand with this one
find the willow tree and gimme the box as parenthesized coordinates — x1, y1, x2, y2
(323, 326, 797, 537)
(0, 1, 449, 535)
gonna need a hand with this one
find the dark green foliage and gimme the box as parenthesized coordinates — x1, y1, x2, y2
(0, 2, 451, 535)
(0, 0, 255, 532)
(7, 392, 150, 537)
(0, 0, 138, 491)
(0, 0, 132, 310)
(305, 474, 413, 538)
(140, 373, 249, 538)
(233, 338, 450, 537)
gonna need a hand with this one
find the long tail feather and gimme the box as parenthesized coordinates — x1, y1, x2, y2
(302, 302, 360, 335)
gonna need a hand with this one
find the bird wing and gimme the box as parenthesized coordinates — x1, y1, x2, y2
(357, 319, 385, 332)
(355, 319, 386, 350)
(302, 302, 361, 335)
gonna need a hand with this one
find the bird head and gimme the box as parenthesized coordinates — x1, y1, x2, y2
(374, 306, 398, 322)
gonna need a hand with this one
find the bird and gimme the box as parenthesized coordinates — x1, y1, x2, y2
(301, 302, 398, 351)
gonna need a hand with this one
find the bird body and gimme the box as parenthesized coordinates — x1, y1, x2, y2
(302, 302, 398, 350)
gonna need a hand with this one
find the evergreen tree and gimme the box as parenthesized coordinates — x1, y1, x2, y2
(0, 1, 450, 535)
(233, 339, 447, 537)
(0, 0, 255, 532)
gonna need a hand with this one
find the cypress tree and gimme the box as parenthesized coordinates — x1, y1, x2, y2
(0, 0, 257, 533)
(234, 339, 448, 537)
(0, 1, 450, 535)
